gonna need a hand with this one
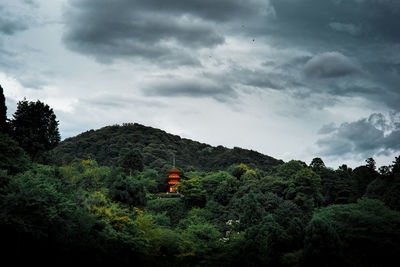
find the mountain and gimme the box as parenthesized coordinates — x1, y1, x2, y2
(52, 123, 283, 172)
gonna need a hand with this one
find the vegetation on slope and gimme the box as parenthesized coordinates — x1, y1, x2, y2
(51, 123, 283, 173)
(1, 90, 400, 266)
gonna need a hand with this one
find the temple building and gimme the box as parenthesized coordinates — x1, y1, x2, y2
(166, 167, 182, 193)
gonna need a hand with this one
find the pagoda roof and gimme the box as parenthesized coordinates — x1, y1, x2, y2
(166, 167, 182, 173)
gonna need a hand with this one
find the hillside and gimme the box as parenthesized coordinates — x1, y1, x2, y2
(52, 123, 283, 172)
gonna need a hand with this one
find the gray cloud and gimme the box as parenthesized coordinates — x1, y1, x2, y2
(329, 22, 360, 35)
(62, 0, 272, 65)
(303, 52, 361, 79)
(144, 78, 237, 102)
(60, 0, 400, 111)
(0, 1, 39, 78)
(0, 16, 27, 35)
(0, 2, 37, 35)
(270, 0, 400, 43)
(317, 113, 400, 158)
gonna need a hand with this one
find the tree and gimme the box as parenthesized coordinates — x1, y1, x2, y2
(0, 133, 30, 174)
(0, 84, 8, 133)
(241, 215, 290, 265)
(366, 157, 376, 171)
(118, 149, 144, 176)
(284, 168, 324, 212)
(308, 198, 400, 267)
(392, 156, 400, 175)
(310, 157, 325, 171)
(303, 215, 343, 267)
(178, 178, 207, 208)
(11, 99, 60, 160)
(109, 175, 146, 206)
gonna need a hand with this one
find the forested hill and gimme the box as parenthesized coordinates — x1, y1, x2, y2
(52, 123, 283, 172)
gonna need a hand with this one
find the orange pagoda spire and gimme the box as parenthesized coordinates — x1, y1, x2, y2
(166, 155, 182, 193)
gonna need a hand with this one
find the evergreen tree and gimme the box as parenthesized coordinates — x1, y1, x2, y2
(0, 84, 8, 133)
(118, 149, 144, 176)
(10, 99, 60, 160)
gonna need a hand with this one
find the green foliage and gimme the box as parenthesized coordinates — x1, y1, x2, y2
(51, 123, 283, 172)
(180, 222, 223, 265)
(229, 163, 248, 178)
(135, 169, 166, 193)
(307, 198, 400, 266)
(303, 215, 343, 266)
(178, 177, 207, 208)
(349, 165, 378, 201)
(284, 168, 324, 212)
(310, 157, 325, 171)
(146, 197, 186, 225)
(11, 99, 60, 160)
(0, 84, 8, 133)
(366, 156, 400, 210)
(316, 167, 352, 205)
(0, 164, 76, 237)
(4, 107, 400, 266)
(118, 148, 144, 175)
(109, 175, 146, 206)
(0, 133, 30, 174)
(241, 215, 290, 265)
(201, 171, 239, 205)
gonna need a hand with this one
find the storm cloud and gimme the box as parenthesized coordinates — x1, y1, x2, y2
(317, 113, 400, 159)
(62, 0, 273, 64)
(303, 52, 361, 79)
(144, 78, 237, 102)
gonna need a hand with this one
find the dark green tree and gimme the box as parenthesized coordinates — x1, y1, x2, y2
(109, 175, 146, 206)
(118, 149, 144, 176)
(349, 165, 378, 202)
(392, 156, 400, 175)
(0, 133, 30, 174)
(310, 157, 325, 171)
(284, 168, 324, 212)
(0, 85, 8, 133)
(317, 167, 351, 205)
(366, 157, 376, 171)
(241, 215, 290, 265)
(303, 215, 343, 267)
(308, 198, 400, 267)
(10, 99, 60, 160)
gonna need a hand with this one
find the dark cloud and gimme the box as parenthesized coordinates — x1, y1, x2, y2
(62, 0, 271, 64)
(317, 113, 400, 158)
(0, 5, 29, 35)
(329, 22, 360, 35)
(204, 66, 283, 91)
(256, 0, 400, 113)
(0, 17, 27, 35)
(270, 0, 400, 44)
(303, 52, 361, 79)
(144, 78, 237, 102)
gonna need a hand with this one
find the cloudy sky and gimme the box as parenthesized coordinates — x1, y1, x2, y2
(1, 0, 400, 169)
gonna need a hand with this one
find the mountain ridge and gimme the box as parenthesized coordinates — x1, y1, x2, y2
(52, 122, 284, 172)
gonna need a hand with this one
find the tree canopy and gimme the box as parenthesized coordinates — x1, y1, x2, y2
(1, 95, 400, 266)
(0, 84, 8, 133)
(11, 99, 60, 160)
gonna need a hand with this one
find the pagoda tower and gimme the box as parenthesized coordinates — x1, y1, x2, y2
(166, 167, 182, 193)
(166, 156, 182, 193)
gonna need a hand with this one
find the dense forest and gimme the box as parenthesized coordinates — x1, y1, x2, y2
(1, 87, 400, 266)
(51, 123, 283, 173)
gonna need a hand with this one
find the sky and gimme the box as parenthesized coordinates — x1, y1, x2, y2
(1, 0, 400, 169)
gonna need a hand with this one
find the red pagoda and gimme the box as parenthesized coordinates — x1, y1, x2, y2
(166, 167, 182, 193)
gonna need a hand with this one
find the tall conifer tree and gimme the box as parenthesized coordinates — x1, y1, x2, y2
(11, 99, 60, 159)
(0, 84, 8, 133)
